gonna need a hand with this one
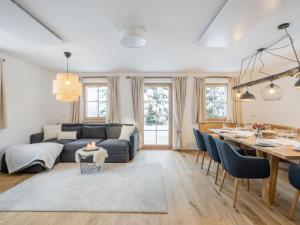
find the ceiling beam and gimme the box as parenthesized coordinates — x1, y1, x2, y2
(232, 67, 300, 90)
(9, 0, 64, 42)
(196, 0, 228, 44)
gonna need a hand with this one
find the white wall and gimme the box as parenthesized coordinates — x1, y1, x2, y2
(79, 73, 235, 150)
(0, 53, 69, 152)
(242, 76, 300, 128)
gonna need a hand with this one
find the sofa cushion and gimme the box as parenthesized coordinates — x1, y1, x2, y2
(82, 126, 107, 139)
(44, 139, 74, 145)
(119, 125, 135, 141)
(64, 139, 104, 151)
(43, 124, 61, 141)
(62, 126, 82, 139)
(106, 126, 122, 139)
(98, 139, 129, 154)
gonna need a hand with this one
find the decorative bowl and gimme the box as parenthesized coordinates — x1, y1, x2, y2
(82, 147, 99, 152)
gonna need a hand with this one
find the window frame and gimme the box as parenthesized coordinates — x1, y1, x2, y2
(205, 83, 228, 122)
(83, 83, 108, 123)
(143, 83, 173, 150)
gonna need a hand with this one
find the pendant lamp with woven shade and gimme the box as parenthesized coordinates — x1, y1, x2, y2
(53, 52, 82, 102)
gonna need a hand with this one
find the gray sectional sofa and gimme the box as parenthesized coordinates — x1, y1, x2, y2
(30, 123, 139, 163)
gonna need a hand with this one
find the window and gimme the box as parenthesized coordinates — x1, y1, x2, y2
(205, 84, 227, 120)
(84, 84, 108, 121)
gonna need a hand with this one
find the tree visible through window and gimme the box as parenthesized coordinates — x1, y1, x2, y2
(205, 84, 227, 120)
(144, 85, 171, 146)
(84, 84, 108, 120)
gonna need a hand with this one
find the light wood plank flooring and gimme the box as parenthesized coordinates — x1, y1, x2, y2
(0, 150, 299, 225)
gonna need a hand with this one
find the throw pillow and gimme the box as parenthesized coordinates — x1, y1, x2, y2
(119, 125, 135, 141)
(106, 126, 122, 139)
(82, 126, 107, 139)
(43, 124, 62, 141)
(57, 131, 77, 140)
(62, 125, 83, 139)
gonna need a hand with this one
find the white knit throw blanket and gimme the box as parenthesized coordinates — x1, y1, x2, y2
(75, 148, 108, 167)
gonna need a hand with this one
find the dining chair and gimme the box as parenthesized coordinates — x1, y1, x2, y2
(203, 133, 221, 184)
(215, 139, 270, 208)
(192, 128, 207, 168)
(288, 163, 300, 220)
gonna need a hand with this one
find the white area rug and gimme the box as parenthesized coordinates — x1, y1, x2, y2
(0, 163, 167, 213)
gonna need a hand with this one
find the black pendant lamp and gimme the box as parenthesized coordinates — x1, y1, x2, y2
(295, 78, 300, 88)
(295, 70, 300, 88)
(240, 90, 256, 102)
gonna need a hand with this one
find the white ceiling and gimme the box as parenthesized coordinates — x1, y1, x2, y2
(0, 0, 300, 73)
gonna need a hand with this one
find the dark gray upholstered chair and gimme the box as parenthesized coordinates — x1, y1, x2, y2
(289, 164, 300, 220)
(193, 128, 207, 168)
(203, 133, 221, 184)
(215, 138, 270, 207)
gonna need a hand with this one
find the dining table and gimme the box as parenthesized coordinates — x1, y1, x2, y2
(209, 128, 300, 205)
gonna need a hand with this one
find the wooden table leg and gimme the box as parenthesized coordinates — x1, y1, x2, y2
(269, 156, 280, 205)
(261, 155, 279, 205)
(256, 150, 264, 157)
(257, 150, 272, 204)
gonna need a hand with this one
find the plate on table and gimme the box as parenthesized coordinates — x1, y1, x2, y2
(255, 140, 278, 147)
(236, 127, 252, 131)
(293, 146, 300, 151)
(282, 133, 297, 138)
(220, 129, 231, 133)
(233, 134, 249, 139)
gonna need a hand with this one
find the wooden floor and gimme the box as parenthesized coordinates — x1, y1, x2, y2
(0, 150, 299, 225)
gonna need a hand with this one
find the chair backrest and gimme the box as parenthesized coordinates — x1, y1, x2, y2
(203, 133, 220, 163)
(214, 139, 242, 176)
(193, 128, 207, 151)
(289, 164, 300, 190)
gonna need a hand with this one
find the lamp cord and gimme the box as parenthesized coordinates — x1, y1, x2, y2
(258, 51, 268, 76)
(284, 28, 300, 70)
(66, 57, 69, 73)
(239, 54, 255, 85)
(249, 53, 258, 82)
(265, 50, 298, 62)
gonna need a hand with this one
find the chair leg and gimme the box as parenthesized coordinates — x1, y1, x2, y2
(233, 178, 239, 208)
(201, 151, 206, 169)
(289, 190, 300, 220)
(196, 150, 201, 162)
(219, 170, 227, 191)
(206, 158, 212, 175)
(247, 179, 250, 191)
(241, 179, 245, 186)
(215, 163, 220, 185)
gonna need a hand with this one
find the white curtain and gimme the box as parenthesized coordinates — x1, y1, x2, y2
(70, 99, 80, 124)
(0, 58, 6, 129)
(131, 77, 144, 148)
(227, 77, 243, 124)
(193, 77, 206, 124)
(173, 77, 187, 150)
(107, 76, 120, 123)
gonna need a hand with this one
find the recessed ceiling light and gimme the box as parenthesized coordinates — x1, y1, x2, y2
(120, 27, 146, 48)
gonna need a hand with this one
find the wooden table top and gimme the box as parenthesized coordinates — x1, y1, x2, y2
(209, 129, 300, 160)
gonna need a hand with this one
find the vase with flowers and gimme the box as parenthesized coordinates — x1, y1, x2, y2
(252, 123, 266, 138)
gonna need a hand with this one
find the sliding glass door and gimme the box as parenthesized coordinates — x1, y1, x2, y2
(143, 84, 172, 149)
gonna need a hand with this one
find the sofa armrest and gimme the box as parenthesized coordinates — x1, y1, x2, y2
(30, 132, 44, 144)
(129, 129, 139, 160)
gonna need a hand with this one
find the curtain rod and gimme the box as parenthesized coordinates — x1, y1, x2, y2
(125, 76, 229, 79)
(81, 75, 229, 79)
(81, 76, 108, 79)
